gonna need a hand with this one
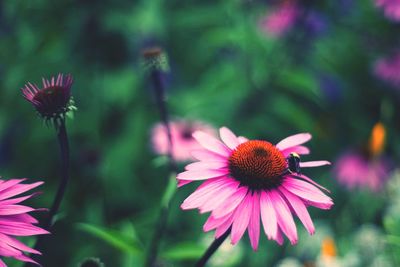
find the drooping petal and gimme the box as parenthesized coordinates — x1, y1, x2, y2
(289, 174, 330, 192)
(0, 182, 43, 201)
(203, 213, 232, 232)
(191, 150, 226, 162)
(269, 190, 298, 245)
(215, 214, 234, 238)
(181, 178, 231, 210)
(219, 127, 240, 150)
(0, 205, 35, 215)
(0, 233, 40, 254)
(282, 177, 333, 208)
(193, 131, 231, 157)
(177, 179, 192, 187)
(300, 161, 331, 168)
(231, 193, 252, 245)
(248, 193, 260, 251)
(185, 161, 227, 171)
(237, 136, 248, 144)
(260, 191, 278, 241)
(199, 181, 239, 213)
(212, 186, 248, 218)
(0, 221, 49, 236)
(281, 145, 310, 157)
(276, 133, 312, 150)
(177, 169, 228, 181)
(279, 187, 315, 235)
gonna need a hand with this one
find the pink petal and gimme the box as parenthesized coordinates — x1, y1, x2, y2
(276, 133, 312, 150)
(177, 179, 192, 187)
(193, 131, 231, 157)
(279, 187, 315, 235)
(215, 214, 234, 238)
(0, 193, 38, 205)
(199, 181, 239, 213)
(231, 193, 252, 245)
(14, 254, 38, 264)
(0, 182, 43, 201)
(300, 161, 331, 168)
(0, 259, 6, 267)
(289, 174, 330, 192)
(248, 193, 260, 251)
(269, 190, 298, 245)
(177, 169, 228, 181)
(260, 191, 278, 240)
(0, 214, 38, 224)
(185, 161, 227, 171)
(0, 222, 49, 236)
(181, 178, 230, 209)
(0, 233, 40, 254)
(219, 127, 240, 150)
(282, 177, 333, 206)
(281, 145, 310, 157)
(238, 136, 248, 144)
(203, 213, 231, 232)
(191, 150, 226, 162)
(0, 179, 26, 193)
(212, 186, 248, 218)
(0, 205, 34, 215)
(276, 228, 284, 245)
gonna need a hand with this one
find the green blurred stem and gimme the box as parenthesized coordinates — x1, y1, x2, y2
(144, 174, 177, 267)
(195, 229, 231, 267)
(25, 119, 70, 267)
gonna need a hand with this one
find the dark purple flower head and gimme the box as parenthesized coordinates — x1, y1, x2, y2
(21, 74, 76, 126)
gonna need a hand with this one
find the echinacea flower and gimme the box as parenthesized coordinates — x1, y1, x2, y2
(151, 120, 216, 162)
(334, 123, 390, 192)
(260, 1, 299, 37)
(373, 52, 400, 87)
(375, 0, 400, 22)
(21, 74, 75, 126)
(0, 178, 48, 266)
(177, 127, 333, 250)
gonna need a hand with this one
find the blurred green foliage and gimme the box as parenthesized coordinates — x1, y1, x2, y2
(1, 0, 400, 266)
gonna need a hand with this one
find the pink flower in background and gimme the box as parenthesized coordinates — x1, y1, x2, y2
(177, 127, 333, 250)
(334, 123, 390, 192)
(151, 120, 216, 162)
(375, 0, 400, 22)
(374, 52, 400, 87)
(260, 1, 299, 37)
(334, 152, 389, 192)
(0, 178, 48, 266)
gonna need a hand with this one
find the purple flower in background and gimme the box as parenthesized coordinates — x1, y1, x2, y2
(260, 1, 299, 38)
(334, 123, 390, 192)
(373, 52, 400, 87)
(0, 178, 48, 266)
(375, 0, 400, 22)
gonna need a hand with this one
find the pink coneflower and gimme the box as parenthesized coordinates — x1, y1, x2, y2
(373, 52, 400, 87)
(375, 0, 400, 22)
(260, 1, 299, 37)
(21, 74, 75, 126)
(151, 120, 216, 162)
(334, 123, 390, 192)
(0, 178, 48, 266)
(177, 127, 333, 250)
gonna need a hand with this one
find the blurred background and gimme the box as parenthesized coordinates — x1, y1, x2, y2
(1, 0, 400, 266)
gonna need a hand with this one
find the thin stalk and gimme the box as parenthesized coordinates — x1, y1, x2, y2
(25, 119, 70, 267)
(195, 229, 231, 267)
(144, 68, 177, 267)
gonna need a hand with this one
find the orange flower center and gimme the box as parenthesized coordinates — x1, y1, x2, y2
(228, 140, 287, 190)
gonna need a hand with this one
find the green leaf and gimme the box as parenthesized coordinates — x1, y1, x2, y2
(161, 242, 205, 261)
(76, 223, 142, 255)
